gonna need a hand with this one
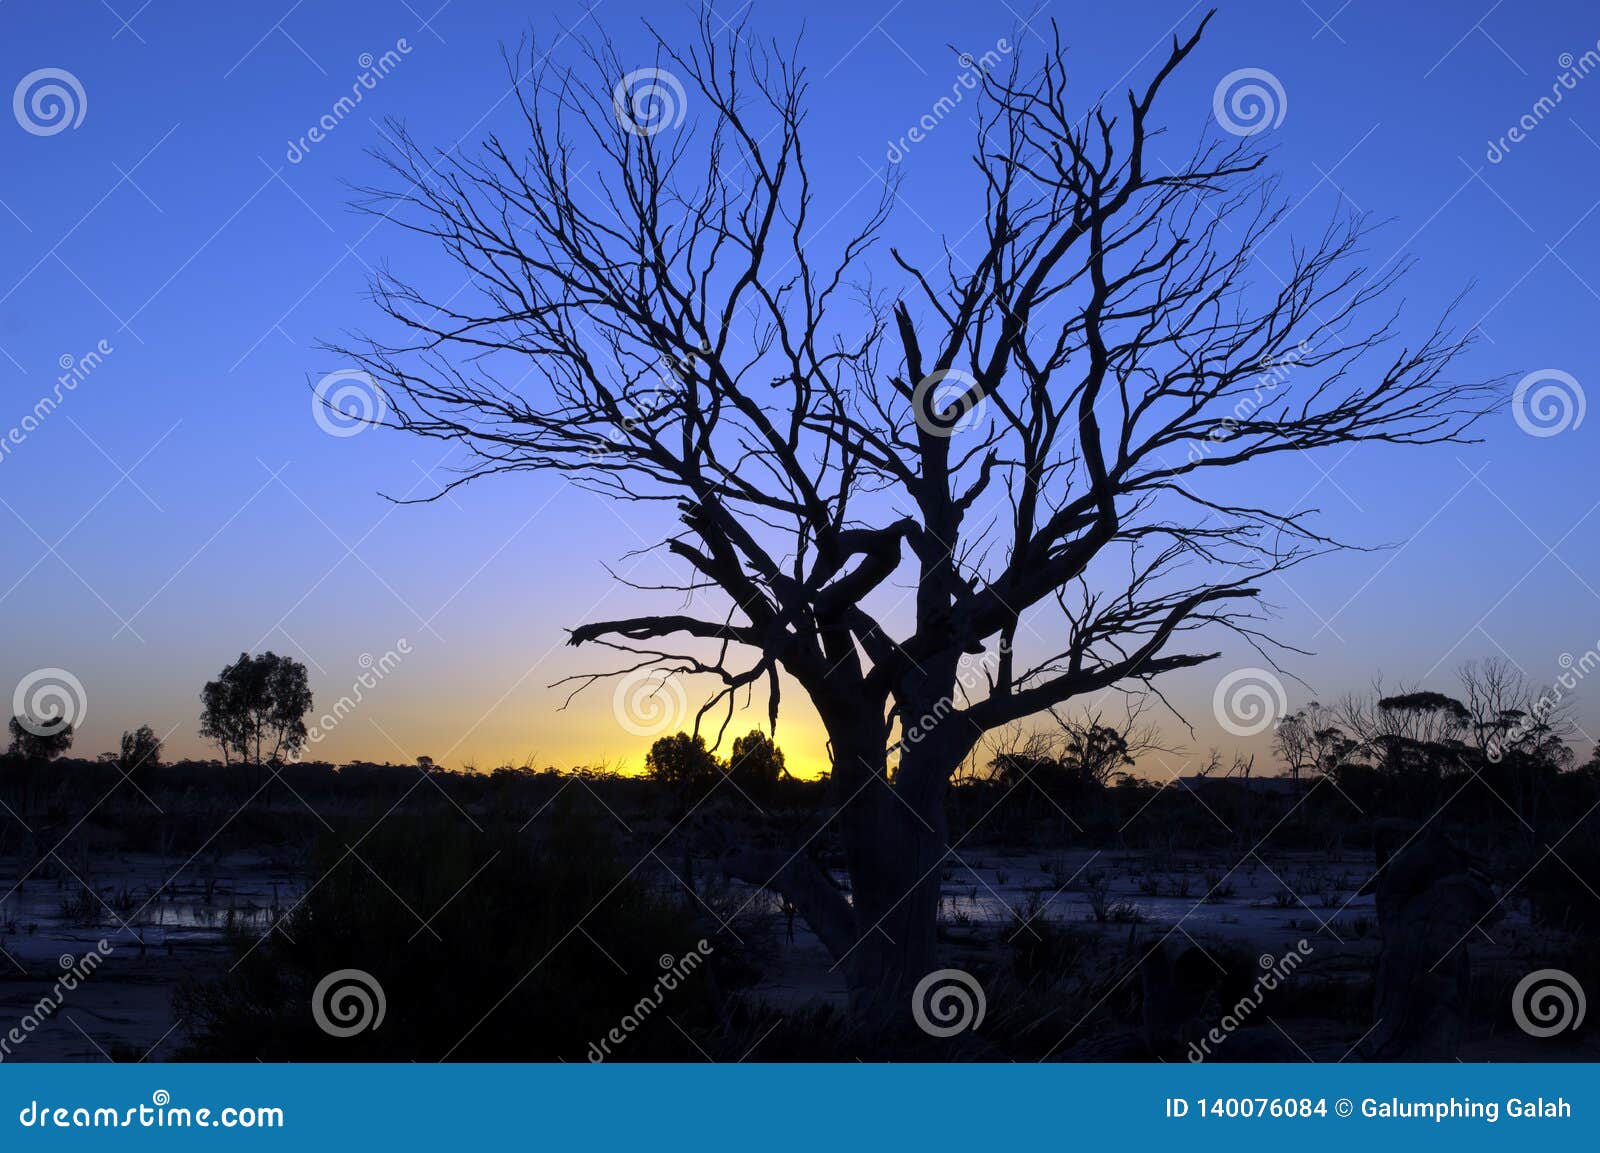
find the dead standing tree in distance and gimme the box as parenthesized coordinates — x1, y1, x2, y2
(334, 9, 1500, 1023)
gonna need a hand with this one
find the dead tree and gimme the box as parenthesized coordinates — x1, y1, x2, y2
(334, 9, 1499, 1022)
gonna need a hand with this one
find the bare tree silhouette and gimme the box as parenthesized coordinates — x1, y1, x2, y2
(334, 10, 1499, 1019)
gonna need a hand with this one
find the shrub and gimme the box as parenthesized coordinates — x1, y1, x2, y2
(177, 799, 721, 1060)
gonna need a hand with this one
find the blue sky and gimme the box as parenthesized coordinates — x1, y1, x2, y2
(1, 0, 1597, 775)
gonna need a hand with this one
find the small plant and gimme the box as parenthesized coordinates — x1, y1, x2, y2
(59, 886, 99, 926)
(1081, 871, 1112, 922)
(994, 869, 1010, 886)
(1203, 870, 1235, 901)
(948, 900, 973, 928)
(1106, 900, 1144, 924)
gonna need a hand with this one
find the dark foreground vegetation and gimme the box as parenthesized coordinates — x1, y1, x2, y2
(4, 689, 1599, 1061)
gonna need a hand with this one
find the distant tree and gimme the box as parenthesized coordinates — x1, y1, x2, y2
(644, 732, 722, 791)
(1366, 690, 1470, 778)
(1276, 703, 1352, 780)
(1059, 721, 1135, 789)
(1455, 658, 1575, 826)
(199, 652, 313, 768)
(1291, 699, 1358, 777)
(1458, 656, 1575, 763)
(6, 715, 73, 762)
(985, 730, 1067, 792)
(1274, 711, 1315, 781)
(119, 725, 163, 778)
(727, 730, 787, 795)
(986, 708, 1149, 800)
(991, 721, 1135, 795)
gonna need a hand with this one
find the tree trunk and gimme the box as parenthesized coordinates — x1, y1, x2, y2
(722, 719, 961, 1030)
(833, 729, 954, 1028)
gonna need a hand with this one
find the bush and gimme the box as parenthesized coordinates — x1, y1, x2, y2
(177, 799, 721, 1060)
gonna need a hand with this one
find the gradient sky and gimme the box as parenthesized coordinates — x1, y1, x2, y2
(1, 0, 1597, 778)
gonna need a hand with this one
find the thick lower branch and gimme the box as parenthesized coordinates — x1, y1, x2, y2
(721, 847, 856, 964)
